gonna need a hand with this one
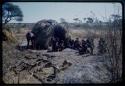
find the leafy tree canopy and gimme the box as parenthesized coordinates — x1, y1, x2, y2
(2, 2, 23, 25)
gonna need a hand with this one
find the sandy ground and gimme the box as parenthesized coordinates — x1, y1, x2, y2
(2, 28, 122, 84)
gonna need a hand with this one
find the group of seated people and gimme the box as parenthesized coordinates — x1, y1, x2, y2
(26, 31, 94, 55)
(51, 37, 94, 55)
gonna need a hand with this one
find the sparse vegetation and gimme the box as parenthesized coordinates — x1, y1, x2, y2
(2, 3, 122, 84)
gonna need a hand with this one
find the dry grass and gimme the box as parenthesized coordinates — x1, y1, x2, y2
(2, 26, 122, 83)
(70, 28, 107, 40)
(3, 29, 17, 43)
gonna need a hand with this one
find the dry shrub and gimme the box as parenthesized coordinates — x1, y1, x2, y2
(85, 31, 97, 39)
(70, 29, 87, 40)
(16, 28, 28, 34)
(70, 31, 84, 39)
(104, 28, 122, 82)
(3, 29, 17, 43)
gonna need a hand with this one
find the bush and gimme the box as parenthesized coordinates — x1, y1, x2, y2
(104, 28, 122, 82)
(2, 26, 17, 43)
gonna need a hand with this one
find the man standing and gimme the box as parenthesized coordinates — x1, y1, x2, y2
(30, 32, 36, 49)
(26, 31, 36, 49)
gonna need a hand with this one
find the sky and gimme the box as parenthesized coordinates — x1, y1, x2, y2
(10, 2, 122, 23)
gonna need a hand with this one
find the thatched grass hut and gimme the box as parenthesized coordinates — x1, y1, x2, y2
(31, 19, 70, 49)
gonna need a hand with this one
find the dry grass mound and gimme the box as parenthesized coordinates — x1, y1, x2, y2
(3, 29, 17, 43)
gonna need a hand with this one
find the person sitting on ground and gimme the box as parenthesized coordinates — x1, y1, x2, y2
(58, 40, 65, 51)
(52, 37, 57, 52)
(56, 41, 60, 51)
(56, 38, 60, 51)
(86, 38, 94, 54)
(70, 39, 75, 49)
(74, 38, 81, 50)
(68, 37, 75, 49)
(98, 37, 107, 54)
(79, 39, 88, 55)
(66, 37, 72, 48)
(52, 37, 60, 52)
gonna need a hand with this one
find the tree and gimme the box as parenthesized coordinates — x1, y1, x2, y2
(60, 18, 66, 23)
(110, 14, 122, 27)
(60, 18, 69, 29)
(2, 2, 23, 25)
(86, 17, 93, 24)
(73, 18, 80, 23)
